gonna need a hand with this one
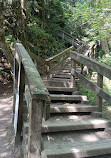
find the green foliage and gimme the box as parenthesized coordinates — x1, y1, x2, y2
(102, 110, 111, 120)
(79, 84, 97, 105)
(27, 21, 66, 57)
(60, 0, 111, 41)
(61, 1, 86, 38)
(27, 0, 67, 57)
(100, 54, 111, 66)
(45, 0, 65, 36)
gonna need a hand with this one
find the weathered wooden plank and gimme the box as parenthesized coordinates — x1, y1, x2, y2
(97, 73, 103, 112)
(49, 55, 69, 73)
(71, 59, 76, 87)
(29, 52, 46, 65)
(28, 99, 43, 158)
(15, 43, 49, 100)
(70, 51, 111, 80)
(46, 46, 74, 64)
(71, 68, 111, 105)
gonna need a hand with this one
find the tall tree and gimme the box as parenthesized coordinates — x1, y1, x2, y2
(12, 0, 27, 47)
(0, 0, 13, 69)
(38, 0, 45, 29)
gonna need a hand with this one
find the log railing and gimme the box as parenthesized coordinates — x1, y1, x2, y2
(13, 43, 50, 157)
(45, 46, 75, 78)
(70, 51, 111, 114)
(29, 46, 75, 79)
(28, 52, 47, 75)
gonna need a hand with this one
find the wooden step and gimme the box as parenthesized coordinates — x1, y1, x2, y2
(52, 74, 71, 79)
(50, 104, 98, 113)
(47, 87, 77, 92)
(58, 70, 71, 73)
(50, 94, 88, 104)
(43, 138, 111, 158)
(50, 78, 70, 81)
(43, 80, 71, 87)
(62, 68, 71, 70)
(57, 72, 71, 75)
(43, 130, 111, 157)
(42, 116, 109, 133)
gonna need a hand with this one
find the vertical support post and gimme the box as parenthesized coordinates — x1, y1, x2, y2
(81, 64, 84, 74)
(61, 56, 63, 68)
(15, 64, 25, 146)
(28, 99, 43, 158)
(43, 99, 50, 121)
(34, 60, 37, 69)
(94, 45, 97, 59)
(97, 73, 103, 112)
(46, 65, 50, 79)
(72, 38, 74, 46)
(71, 59, 76, 87)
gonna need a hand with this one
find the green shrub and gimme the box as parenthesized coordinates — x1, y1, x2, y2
(79, 84, 97, 105)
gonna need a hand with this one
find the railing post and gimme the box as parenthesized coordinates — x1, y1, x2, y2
(43, 99, 50, 121)
(47, 64, 50, 79)
(97, 73, 103, 113)
(71, 59, 76, 87)
(28, 99, 43, 158)
(61, 56, 64, 68)
(34, 60, 37, 69)
(15, 64, 25, 146)
(72, 38, 74, 46)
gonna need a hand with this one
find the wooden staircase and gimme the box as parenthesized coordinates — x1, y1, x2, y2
(14, 44, 111, 158)
(41, 59, 111, 158)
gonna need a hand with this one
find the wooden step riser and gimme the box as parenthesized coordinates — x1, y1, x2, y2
(45, 145, 111, 158)
(49, 91, 73, 95)
(52, 76, 71, 79)
(44, 81, 71, 87)
(42, 123, 109, 133)
(50, 106, 98, 113)
(50, 95, 88, 104)
(47, 87, 77, 92)
(50, 78, 71, 81)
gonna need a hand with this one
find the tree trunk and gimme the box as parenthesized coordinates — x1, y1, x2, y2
(38, 0, 45, 29)
(12, 0, 27, 48)
(0, 0, 13, 70)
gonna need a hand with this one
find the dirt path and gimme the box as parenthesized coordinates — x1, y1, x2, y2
(0, 82, 14, 158)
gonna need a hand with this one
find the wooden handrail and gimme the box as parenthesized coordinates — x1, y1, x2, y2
(45, 46, 75, 78)
(13, 43, 50, 158)
(28, 46, 75, 78)
(16, 44, 49, 97)
(70, 51, 111, 113)
(70, 51, 111, 80)
(29, 51, 47, 65)
(46, 46, 75, 64)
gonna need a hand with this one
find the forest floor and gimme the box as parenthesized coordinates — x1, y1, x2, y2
(0, 56, 14, 158)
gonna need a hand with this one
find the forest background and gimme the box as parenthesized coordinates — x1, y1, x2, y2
(0, 0, 111, 65)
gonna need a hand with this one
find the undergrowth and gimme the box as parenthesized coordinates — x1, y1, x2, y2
(79, 83, 111, 120)
(79, 84, 97, 105)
